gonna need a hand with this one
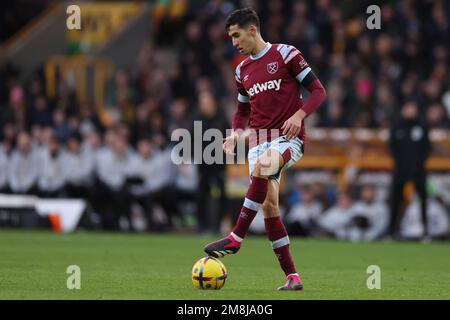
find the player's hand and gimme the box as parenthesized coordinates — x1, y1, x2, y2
(281, 110, 306, 140)
(223, 133, 238, 155)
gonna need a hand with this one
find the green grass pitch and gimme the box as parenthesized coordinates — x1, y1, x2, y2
(0, 229, 449, 299)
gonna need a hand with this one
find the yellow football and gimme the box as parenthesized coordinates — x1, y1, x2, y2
(192, 257, 227, 290)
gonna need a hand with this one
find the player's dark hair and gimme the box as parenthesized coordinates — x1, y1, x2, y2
(225, 7, 260, 31)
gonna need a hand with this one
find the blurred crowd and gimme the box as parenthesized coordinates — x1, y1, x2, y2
(0, 128, 200, 231)
(1, 0, 450, 237)
(156, 0, 450, 129)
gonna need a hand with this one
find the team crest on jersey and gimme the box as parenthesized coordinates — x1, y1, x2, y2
(267, 62, 278, 74)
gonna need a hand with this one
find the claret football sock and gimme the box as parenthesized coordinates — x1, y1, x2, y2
(204, 176, 268, 258)
(264, 216, 297, 276)
(231, 176, 268, 239)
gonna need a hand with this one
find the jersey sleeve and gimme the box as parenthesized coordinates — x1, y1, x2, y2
(278, 44, 326, 116)
(286, 48, 311, 83)
(233, 62, 250, 130)
(235, 62, 249, 104)
(278, 44, 312, 84)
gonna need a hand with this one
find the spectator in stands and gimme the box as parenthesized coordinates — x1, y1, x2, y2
(52, 108, 71, 143)
(346, 185, 389, 242)
(37, 133, 66, 198)
(426, 103, 450, 129)
(138, 135, 181, 231)
(63, 132, 95, 199)
(127, 137, 160, 231)
(310, 181, 333, 211)
(317, 192, 354, 240)
(81, 128, 102, 159)
(78, 102, 104, 135)
(39, 126, 57, 150)
(148, 111, 168, 139)
(400, 194, 450, 241)
(8, 131, 40, 195)
(285, 186, 323, 237)
(389, 101, 431, 240)
(130, 100, 153, 145)
(28, 95, 52, 128)
(26, 77, 45, 109)
(373, 82, 396, 128)
(320, 102, 349, 127)
(167, 98, 192, 135)
(1, 122, 18, 148)
(30, 124, 43, 147)
(8, 84, 27, 130)
(173, 162, 199, 229)
(94, 133, 136, 230)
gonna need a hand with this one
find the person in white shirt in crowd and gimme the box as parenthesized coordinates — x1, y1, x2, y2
(128, 134, 180, 231)
(400, 194, 450, 241)
(62, 132, 95, 199)
(38, 126, 57, 150)
(346, 185, 389, 242)
(285, 186, 323, 237)
(81, 128, 103, 160)
(30, 124, 43, 149)
(8, 131, 41, 195)
(317, 191, 354, 240)
(0, 144, 9, 193)
(94, 132, 137, 230)
(127, 137, 160, 231)
(132, 136, 176, 195)
(83, 129, 109, 220)
(37, 133, 67, 197)
(173, 162, 198, 228)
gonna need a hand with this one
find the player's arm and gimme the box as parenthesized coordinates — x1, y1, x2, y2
(298, 70, 327, 116)
(281, 47, 327, 139)
(232, 93, 250, 133)
(224, 65, 251, 154)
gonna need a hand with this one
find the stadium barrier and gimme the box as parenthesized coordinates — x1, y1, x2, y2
(0, 194, 85, 232)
